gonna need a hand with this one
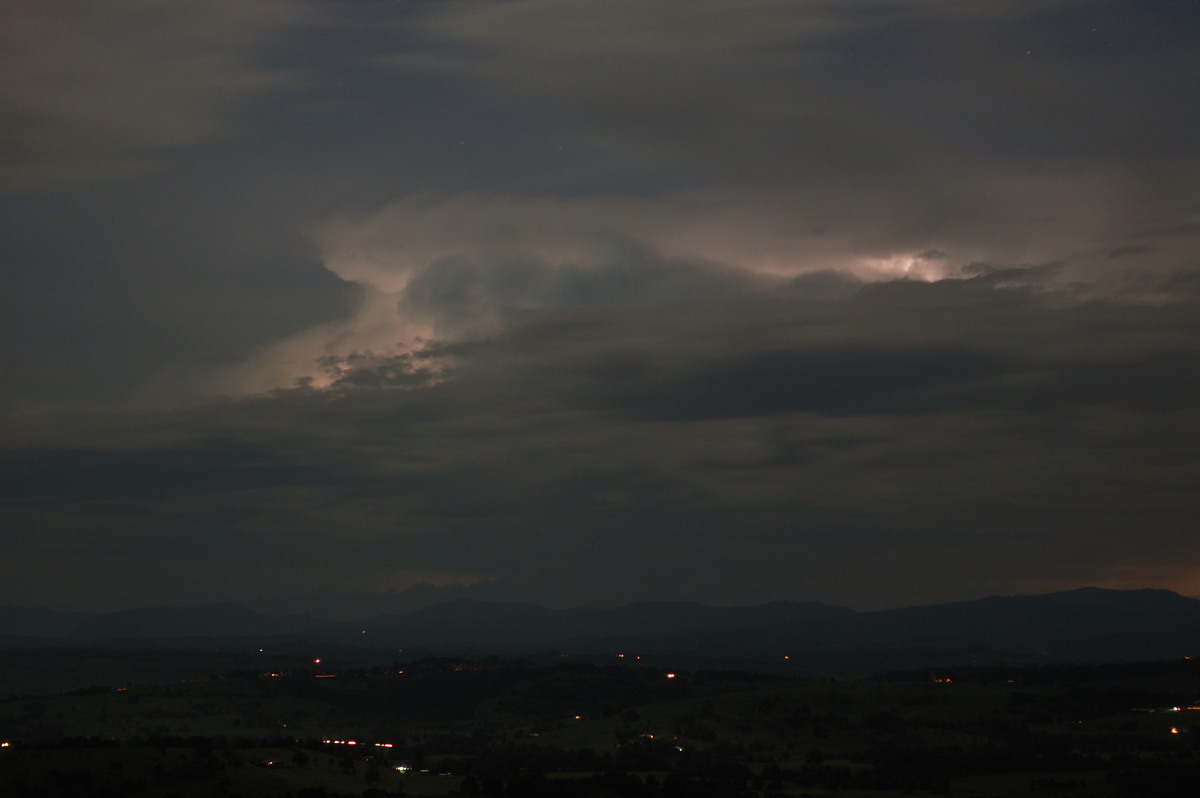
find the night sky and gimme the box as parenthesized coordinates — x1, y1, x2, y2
(3, 0, 1198, 617)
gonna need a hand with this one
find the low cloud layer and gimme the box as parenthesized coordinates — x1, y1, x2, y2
(7, 270, 1199, 612)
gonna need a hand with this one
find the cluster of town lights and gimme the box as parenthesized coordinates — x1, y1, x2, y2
(321, 739, 394, 748)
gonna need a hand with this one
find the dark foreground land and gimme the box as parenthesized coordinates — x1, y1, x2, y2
(1, 655, 1197, 798)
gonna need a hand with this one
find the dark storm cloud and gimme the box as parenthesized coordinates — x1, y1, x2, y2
(1, 442, 367, 505)
(5, 273, 1198, 611)
(2, 0, 306, 192)
(574, 343, 1007, 420)
(2, 1, 1198, 613)
(396, 0, 1199, 233)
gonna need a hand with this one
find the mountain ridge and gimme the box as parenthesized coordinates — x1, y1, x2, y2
(2, 588, 1196, 673)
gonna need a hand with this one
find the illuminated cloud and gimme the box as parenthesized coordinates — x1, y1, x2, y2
(218, 176, 1197, 394)
(213, 190, 975, 393)
(192, 0, 1199, 393)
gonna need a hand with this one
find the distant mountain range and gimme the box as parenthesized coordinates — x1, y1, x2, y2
(2, 588, 1198, 675)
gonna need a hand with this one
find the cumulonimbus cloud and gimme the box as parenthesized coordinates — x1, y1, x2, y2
(213, 192, 973, 394)
(214, 177, 1198, 397)
(213, 0, 1199, 395)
